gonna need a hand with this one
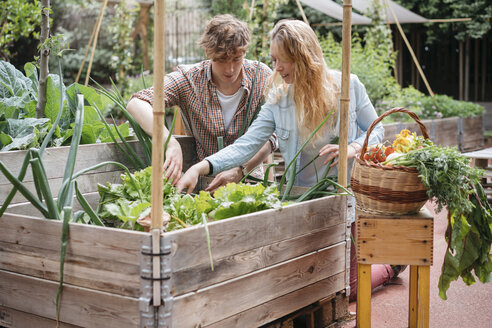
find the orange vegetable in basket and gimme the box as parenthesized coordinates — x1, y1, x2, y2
(385, 146, 395, 157)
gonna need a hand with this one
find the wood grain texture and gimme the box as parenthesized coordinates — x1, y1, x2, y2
(356, 209, 433, 265)
(208, 272, 346, 328)
(0, 213, 145, 296)
(0, 270, 139, 328)
(0, 305, 81, 328)
(172, 242, 347, 327)
(461, 116, 484, 151)
(0, 136, 197, 206)
(167, 196, 346, 278)
(172, 222, 346, 295)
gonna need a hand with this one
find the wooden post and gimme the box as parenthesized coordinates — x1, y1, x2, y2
(459, 41, 463, 100)
(151, 0, 166, 307)
(356, 263, 371, 328)
(482, 36, 487, 101)
(474, 38, 479, 101)
(338, 0, 352, 189)
(84, 0, 109, 86)
(465, 37, 470, 101)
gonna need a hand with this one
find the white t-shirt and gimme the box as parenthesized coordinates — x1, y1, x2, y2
(216, 88, 245, 130)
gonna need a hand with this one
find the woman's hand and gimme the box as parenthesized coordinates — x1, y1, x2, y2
(205, 167, 243, 192)
(163, 137, 183, 184)
(176, 160, 210, 194)
(319, 143, 360, 166)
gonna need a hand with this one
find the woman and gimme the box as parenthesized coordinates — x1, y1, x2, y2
(177, 19, 384, 191)
(177, 19, 397, 301)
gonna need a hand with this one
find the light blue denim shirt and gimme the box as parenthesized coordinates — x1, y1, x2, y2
(205, 71, 384, 186)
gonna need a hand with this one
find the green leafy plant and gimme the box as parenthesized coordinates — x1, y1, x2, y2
(387, 145, 492, 299)
(0, 60, 132, 151)
(0, 0, 41, 60)
(376, 87, 484, 122)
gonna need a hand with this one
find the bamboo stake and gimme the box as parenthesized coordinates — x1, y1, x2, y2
(249, 0, 255, 21)
(84, 0, 108, 86)
(338, 0, 352, 189)
(295, 0, 309, 25)
(385, 0, 434, 96)
(151, 0, 166, 307)
(75, 13, 98, 83)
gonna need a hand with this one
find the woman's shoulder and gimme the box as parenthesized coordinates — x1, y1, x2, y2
(266, 84, 293, 107)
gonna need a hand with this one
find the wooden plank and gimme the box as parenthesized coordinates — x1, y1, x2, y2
(167, 196, 346, 279)
(461, 116, 484, 151)
(172, 242, 347, 327)
(0, 305, 81, 328)
(0, 213, 145, 297)
(0, 270, 139, 328)
(0, 136, 197, 206)
(6, 192, 101, 216)
(431, 117, 459, 147)
(382, 123, 399, 144)
(0, 141, 144, 186)
(208, 272, 346, 328)
(172, 222, 346, 295)
(417, 266, 430, 328)
(356, 263, 371, 328)
(408, 265, 418, 327)
(1, 170, 122, 205)
(356, 211, 433, 265)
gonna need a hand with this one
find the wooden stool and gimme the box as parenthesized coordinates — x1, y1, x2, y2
(355, 208, 434, 328)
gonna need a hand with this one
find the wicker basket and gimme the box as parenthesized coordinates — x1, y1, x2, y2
(350, 108, 429, 215)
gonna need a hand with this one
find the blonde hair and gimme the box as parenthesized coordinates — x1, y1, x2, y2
(269, 20, 339, 140)
(198, 14, 250, 60)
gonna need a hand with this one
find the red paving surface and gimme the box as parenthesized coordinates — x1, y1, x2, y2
(339, 201, 492, 328)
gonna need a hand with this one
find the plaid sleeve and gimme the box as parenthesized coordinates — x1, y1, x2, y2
(130, 70, 188, 107)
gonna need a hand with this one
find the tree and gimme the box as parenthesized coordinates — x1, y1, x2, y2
(35, 0, 51, 119)
(0, 0, 41, 61)
(395, 0, 492, 42)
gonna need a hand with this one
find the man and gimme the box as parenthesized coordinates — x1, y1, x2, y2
(127, 14, 275, 188)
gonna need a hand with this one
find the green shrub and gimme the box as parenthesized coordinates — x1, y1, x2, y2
(319, 28, 484, 123)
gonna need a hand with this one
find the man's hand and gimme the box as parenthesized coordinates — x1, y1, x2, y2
(176, 160, 210, 194)
(205, 167, 243, 192)
(164, 137, 183, 184)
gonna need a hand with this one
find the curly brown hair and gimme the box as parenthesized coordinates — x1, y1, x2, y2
(198, 14, 250, 60)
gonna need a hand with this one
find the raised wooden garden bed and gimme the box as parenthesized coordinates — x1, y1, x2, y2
(0, 137, 197, 207)
(383, 115, 484, 151)
(0, 137, 349, 327)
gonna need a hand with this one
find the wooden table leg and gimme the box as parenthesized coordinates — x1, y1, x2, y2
(417, 266, 430, 328)
(408, 265, 418, 327)
(356, 263, 371, 328)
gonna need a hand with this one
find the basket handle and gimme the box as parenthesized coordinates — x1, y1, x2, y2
(359, 107, 429, 159)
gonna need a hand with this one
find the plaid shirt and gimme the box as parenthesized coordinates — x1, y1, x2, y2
(132, 59, 273, 174)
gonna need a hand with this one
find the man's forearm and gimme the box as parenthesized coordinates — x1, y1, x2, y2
(126, 98, 172, 140)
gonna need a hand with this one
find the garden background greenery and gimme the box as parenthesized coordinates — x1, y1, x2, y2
(1, 0, 491, 152)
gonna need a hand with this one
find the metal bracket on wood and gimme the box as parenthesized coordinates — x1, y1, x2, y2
(345, 237, 351, 297)
(458, 117, 464, 151)
(345, 196, 353, 297)
(140, 234, 173, 328)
